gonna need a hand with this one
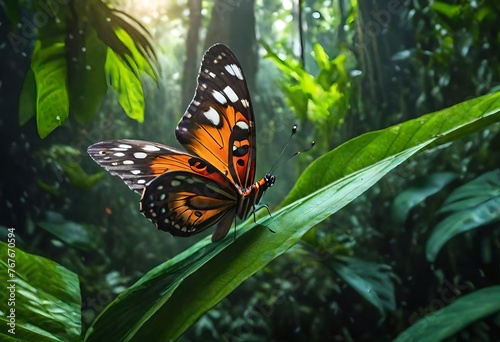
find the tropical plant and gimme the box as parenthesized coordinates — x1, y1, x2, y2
(4, 0, 158, 138)
(2, 91, 500, 341)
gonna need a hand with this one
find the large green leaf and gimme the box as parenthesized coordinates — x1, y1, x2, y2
(84, 92, 500, 340)
(89, 1, 157, 80)
(105, 49, 145, 122)
(390, 172, 458, 223)
(394, 286, 500, 342)
(426, 170, 500, 262)
(85, 144, 427, 341)
(30, 5, 70, 138)
(0, 241, 81, 341)
(32, 36, 69, 138)
(283, 91, 500, 206)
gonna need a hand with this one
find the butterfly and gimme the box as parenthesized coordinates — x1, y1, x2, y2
(88, 44, 276, 242)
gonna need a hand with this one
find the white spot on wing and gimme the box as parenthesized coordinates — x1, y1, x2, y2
(204, 107, 220, 126)
(236, 121, 249, 130)
(137, 179, 146, 184)
(225, 64, 244, 80)
(223, 86, 238, 103)
(241, 99, 250, 108)
(123, 160, 134, 165)
(212, 90, 227, 105)
(118, 144, 132, 149)
(130, 170, 141, 175)
(143, 145, 160, 152)
(114, 152, 125, 157)
(134, 152, 148, 159)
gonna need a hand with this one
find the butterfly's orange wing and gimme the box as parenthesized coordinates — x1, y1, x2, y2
(88, 139, 238, 240)
(140, 171, 237, 238)
(87, 139, 228, 193)
(176, 44, 256, 190)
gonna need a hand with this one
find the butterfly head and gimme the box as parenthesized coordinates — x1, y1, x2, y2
(265, 173, 276, 188)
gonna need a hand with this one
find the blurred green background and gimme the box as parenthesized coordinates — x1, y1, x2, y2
(1, 0, 500, 340)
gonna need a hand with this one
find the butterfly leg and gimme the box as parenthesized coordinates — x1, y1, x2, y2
(251, 204, 275, 233)
(252, 203, 273, 218)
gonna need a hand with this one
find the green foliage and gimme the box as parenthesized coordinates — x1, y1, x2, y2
(426, 170, 500, 262)
(327, 256, 395, 314)
(66, 24, 107, 123)
(4, 89, 500, 341)
(38, 211, 102, 252)
(283, 91, 500, 207)
(390, 172, 458, 224)
(394, 286, 500, 342)
(32, 31, 69, 138)
(36, 145, 105, 192)
(16, 0, 158, 137)
(4, 1, 500, 340)
(431, 1, 463, 19)
(82, 93, 500, 340)
(0, 241, 81, 341)
(105, 49, 145, 122)
(263, 42, 352, 149)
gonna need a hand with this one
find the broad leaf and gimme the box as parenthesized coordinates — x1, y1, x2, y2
(394, 286, 500, 342)
(32, 36, 69, 138)
(85, 92, 500, 340)
(105, 49, 145, 122)
(0, 242, 81, 341)
(90, 2, 157, 80)
(283, 91, 500, 206)
(390, 172, 457, 223)
(31, 7, 70, 138)
(328, 256, 395, 314)
(426, 170, 500, 262)
(85, 144, 429, 341)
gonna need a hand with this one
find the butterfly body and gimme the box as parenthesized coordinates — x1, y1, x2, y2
(88, 44, 275, 242)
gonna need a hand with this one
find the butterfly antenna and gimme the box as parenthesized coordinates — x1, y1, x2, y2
(283, 140, 315, 164)
(269, 124, 298, 173)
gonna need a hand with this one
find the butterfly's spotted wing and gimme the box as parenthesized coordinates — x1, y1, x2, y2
(88, 139, 206, 193)
(176, 44, 256, 190)
(88, 44, 275, 242)
(88, 139, 239, 239)
(140, 171, 238, 240)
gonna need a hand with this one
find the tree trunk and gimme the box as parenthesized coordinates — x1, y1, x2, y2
(181, 0, 202, 107)
(354, 0, 415, 129)
(204, 0, 257, 92)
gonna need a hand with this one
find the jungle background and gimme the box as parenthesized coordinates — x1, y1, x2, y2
(1, 0, 500, 341)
